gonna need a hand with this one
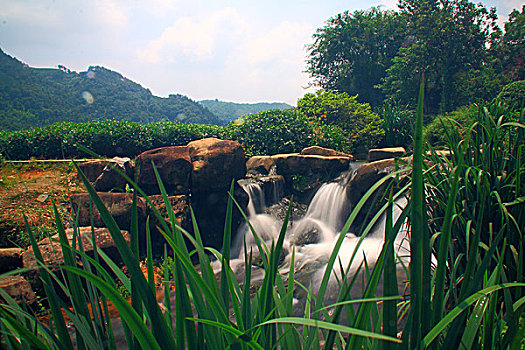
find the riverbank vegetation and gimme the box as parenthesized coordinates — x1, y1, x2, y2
(1, 0, 524, 348)
(1, 84, 523, 349)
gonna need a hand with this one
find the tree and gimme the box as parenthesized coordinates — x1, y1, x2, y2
(306, 7, 407, 108)
(297, 91, 384, 153)
(381, 0, 498, 113)
(498, 5, 525, 81)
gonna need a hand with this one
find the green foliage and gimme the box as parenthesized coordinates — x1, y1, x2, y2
(422, 100, 525, 348)
(423, 104, 479, 146)
(1, 94, 524, 349)
(376, 101, 414, 148)
(0, 109, 360, 160)
(382, 0, 498, 113)
(493, 5, 525, 81)
(0, 50, 220, 131)
(223, 109, 316, 156)
(0, 120, 223, 160)
(496, 80, 525, 112)
(306, 7, 407, 107)
(297, 91, 384, 154)
(306, 2, 524, 114)
(199, 100, 293, 123)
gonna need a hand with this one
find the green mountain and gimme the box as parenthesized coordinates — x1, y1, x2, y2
(0, 49, 220, 131)
(199, 99, 293, 123)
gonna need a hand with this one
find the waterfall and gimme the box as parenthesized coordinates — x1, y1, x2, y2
(292, 181, 350, 242)
(229, 166, 409, 314)
(244, 182, 266, 216)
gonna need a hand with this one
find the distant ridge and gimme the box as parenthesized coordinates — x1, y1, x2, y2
(199, 99, 294, 123)
(0, 49, 220, 131)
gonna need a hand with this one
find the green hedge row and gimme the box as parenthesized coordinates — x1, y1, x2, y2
(0, 110, 353, 160)
(0, 119, 224, 160)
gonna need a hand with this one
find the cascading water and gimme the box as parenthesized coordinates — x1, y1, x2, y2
(233, 167, 410, 311)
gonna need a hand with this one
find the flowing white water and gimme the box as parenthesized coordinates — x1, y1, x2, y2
(232, 169, 410, 311)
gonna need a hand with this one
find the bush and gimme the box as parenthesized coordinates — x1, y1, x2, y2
(297, 91, 384, 154)
(496, 80, 525, 112)
(223, 109, 316, 157)
(0, 120, 224, 160)
(423, 104, 478, 146)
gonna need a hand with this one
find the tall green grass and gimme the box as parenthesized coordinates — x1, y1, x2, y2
(0, 85, 524, 349)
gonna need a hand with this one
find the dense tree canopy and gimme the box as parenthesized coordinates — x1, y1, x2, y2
(306, 7, 407, 108)
(497, 5, 525, 81)
(382, 0, 498, 113)
(306, 1, 520, 114)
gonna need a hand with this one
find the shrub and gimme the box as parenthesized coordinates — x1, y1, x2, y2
(0, 120, 224, 160)
(423, 104, 478, 146)
(297, 91, 384, 153)
(223, 109, 316, 156)
(496, 80, 525, 112)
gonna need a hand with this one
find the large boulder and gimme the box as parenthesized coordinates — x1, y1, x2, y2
(70, 192, 147, 232)
(23, 227, 130, 269)
(78, 158, 133, 192)
(347, 158, 409, 229)
(0, 248, 23, 273)
(77, 160, 108, 182)
(272, 154, 350, 176)
(246, 156, 275, 176)
(188, 138, 246, 192)
(272, 154, 350, 203)
(147, 195, 190, 233)
(135, 146, 192, 195)
(368, 147, 406, 162)
(94, 157, 133, 192)
(0, 276, 37, 305)
(301, 146, 354, 160)
(191, 184, 249, 250)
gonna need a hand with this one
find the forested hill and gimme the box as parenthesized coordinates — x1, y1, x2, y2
(0, 49, 220, 131)
(199, 99, 293, 122)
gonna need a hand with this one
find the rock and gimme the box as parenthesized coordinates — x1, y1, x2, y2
(348, 159, 397, 206)
(94, 157, 133, 192)
(258, 175, 286, 207)
(347, 158, 409, 229)
(191, 183, 249, 249)
(188, 138, 246, 192)
(272, 154, 350, 177)
(292, 228, 321, 246)
(135, 146, 192, 195)
(77, 160, 108, 182)
(368, 147, 406, 162)
(0, 276, 37, 305)
(301, 146, 354, 160)
(70, 192, 147, 232)
(147, 195, 190, 233)
(427, 150, 452, 159)
(0, 248, 23, 273)
(23, 227, 130, 268)
(246, 156, 275, 175)
(272, 154, 350, 203)
(36, 194, 49, 203)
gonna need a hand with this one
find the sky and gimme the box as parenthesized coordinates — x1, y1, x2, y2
(0, 0, 521, 105)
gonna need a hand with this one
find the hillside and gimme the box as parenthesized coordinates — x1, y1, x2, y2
(0, 49, 220, 131)
(199, 99, 293, 122)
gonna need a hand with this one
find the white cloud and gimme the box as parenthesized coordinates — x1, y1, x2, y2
(240, 21, 313, 65)
(97, 0, 128, 27)
(137, 7, 249, 63)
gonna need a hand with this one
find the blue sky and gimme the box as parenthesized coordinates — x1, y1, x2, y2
(0, 0, 521, 105)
